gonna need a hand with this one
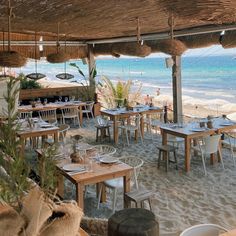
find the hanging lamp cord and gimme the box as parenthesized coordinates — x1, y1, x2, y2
(168, 14, 175, 39)
(64, 34, 67, 74)
(7, 0, 13, 51)
(57, 22, 60, 53)
(136, 17, 141, 44)
(35, 31, 38, 74)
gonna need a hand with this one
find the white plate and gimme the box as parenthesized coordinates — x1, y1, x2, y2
(100, 156, 118, 164)
(62, 164, 86, 172)
(190, 128, 206, 132)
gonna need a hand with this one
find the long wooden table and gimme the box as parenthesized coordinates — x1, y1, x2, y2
(101, 106, 163, 144)
(55, 159, 133, 210)
(18, 101, 86, 126)
(17, 124, 59, 155)
(160, 118, 236, 172)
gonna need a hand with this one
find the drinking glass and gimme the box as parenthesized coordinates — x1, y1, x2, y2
(59, 96, 62, 102)
(37, 98, 41, 104)
(65, 97, 68, 103)
(43, 98, 47, 105)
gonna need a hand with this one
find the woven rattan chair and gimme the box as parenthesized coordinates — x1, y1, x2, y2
(38, 108, 57, 125)
(60, 106, 80, 127)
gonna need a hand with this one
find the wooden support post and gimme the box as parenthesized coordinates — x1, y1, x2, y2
(172, 56, 183, 123)
(88, 45, 96, 98)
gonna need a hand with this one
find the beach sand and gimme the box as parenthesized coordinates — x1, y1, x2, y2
(61, 119, 236, 236)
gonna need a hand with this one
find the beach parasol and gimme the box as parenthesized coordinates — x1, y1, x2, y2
(46, 23, 70, 63)
(26, 32, 46, 80)
(0, 0, 26, 68)
(55, 35, 74, 80)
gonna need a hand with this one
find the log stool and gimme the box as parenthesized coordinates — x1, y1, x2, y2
(157, 144, 178, 172)
(95, 125, 111, 142)
(108, 208, 159, 236)
(124, 188, 154, 211)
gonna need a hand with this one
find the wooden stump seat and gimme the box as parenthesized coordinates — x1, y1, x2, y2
(108, 208, 159, 236)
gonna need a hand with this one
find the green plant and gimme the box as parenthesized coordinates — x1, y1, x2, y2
(70, 62, 97, 101)
(0, 76, 30, 208)
(0, 76, 57, 210)
(96, 76, 142, 108)
(19, 73, 42, 89)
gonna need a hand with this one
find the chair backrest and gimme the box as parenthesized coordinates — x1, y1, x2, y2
(60, 106, 78, 117)
(59, 124, 70, 141)
(179, 224, 228, 236)
(96, 116, 108, 126)
(38, 108, 57, 124)
(19, 111, 32, 119)
(119, 156, 144, 189)
(93, 145, 116, 157)
(84, 102, 94, 111)
(202, 134, 221, 154)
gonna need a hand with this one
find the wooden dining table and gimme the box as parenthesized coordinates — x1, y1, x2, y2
(160, 117, 236, 172)
(101, 106, 163, 144)
(18, 101, 86, 126)
(55, 158, 133, 210)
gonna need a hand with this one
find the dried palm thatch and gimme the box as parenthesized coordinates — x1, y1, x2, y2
(0, 51, 27, 67)
(112, 42, 151, 57)
(46, 51, 70, 63)
(179, 33, 221, 49)
(159, 0, 236, 23)
(221, 31, 236, 48)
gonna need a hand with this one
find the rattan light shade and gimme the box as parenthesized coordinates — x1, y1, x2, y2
(221, 31, 236, 48)
(0, 51, 27, 68)
(157, 39, 187, 56)
(46, 51, 70, 63)
(112, 42, 151, 57)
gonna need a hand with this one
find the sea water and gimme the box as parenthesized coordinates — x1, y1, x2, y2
(16, 55, 236, 110)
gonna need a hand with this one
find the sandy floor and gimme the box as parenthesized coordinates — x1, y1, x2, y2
(61, 118, 236, 236)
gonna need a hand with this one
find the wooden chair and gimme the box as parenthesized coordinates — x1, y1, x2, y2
(19, 111, 32, 119)
(60, 106, 80, 127)
(82, 102, 94, 119)
(38, 108, 57, 125)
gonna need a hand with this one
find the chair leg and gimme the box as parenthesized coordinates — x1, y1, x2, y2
(107, 127, 111, 142)
(86, 112, 89, 119)
(112, 188, 117, 213)
(158, 150, 162, 168)
(230, 146, 236, 167)
(125, 129, 129, 146)
(166, 152, 169, 172)
(97, 184, 103, 209)
(138, 129, 143, 144)
(173, 150, 178, 170)
(218, 149, 224, 169)
(201, 153, 207, 175)
(148, 198, 152, 211)
(96, 128, 99, 142)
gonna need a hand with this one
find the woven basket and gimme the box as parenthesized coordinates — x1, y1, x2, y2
(0, 51, 27, 67)
(221, 31, 236, 48)
(157, 39, 187, 56)
(46, 51, 70, 63)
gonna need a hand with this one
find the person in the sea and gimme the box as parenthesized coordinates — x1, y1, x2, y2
(156, 88, 160, 96)
(144, 94, 151, 105)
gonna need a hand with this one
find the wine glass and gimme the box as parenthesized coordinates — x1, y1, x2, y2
(59, 96, 62, 102)
(43, 98, 47, 105)
(65, 97, 68, 103)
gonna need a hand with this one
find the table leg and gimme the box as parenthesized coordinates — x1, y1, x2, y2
(76, 183, 85, 209)
(185, 138, 191, 172)
(57, 173, 64, 199)
(79, 106, 83, 126)
(162, 131, 167, 161)
(96, 183, 106, 202)
(54, 131, 58, 143)
(113, 116, 118, 144)
(140, 114, 144, 138)
(123, 172, 131, 208)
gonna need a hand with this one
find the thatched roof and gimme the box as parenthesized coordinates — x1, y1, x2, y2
(0, 1, 235, 58)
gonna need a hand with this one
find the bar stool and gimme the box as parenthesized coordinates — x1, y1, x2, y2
(125, 188, 154, 211)
(95, 125, 111, 142)
(157, 144, 178, 171)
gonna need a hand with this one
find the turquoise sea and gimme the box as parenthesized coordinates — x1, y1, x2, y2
(16, 55, 236, 108)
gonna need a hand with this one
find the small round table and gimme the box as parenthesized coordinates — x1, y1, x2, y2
(108, 208, 159, 236)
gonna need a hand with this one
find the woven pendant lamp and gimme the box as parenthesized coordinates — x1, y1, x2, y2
(46, 23, 70, 63)
(158, 16, 187, 56)
(26, 32, 46, 80)
(0, 0, 27, 68)
(56, 35, 74, 80)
